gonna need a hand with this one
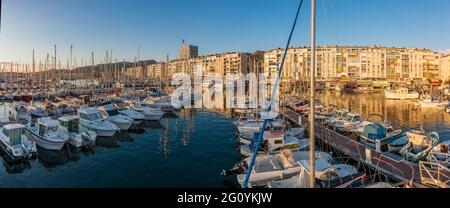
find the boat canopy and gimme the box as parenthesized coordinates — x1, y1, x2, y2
(2, 125, 24, 146)
(362, 123, 387, 141)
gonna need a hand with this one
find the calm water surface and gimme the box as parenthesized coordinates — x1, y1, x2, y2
(0, 91, 448, 187)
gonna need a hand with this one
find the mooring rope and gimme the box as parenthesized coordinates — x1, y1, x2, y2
(242, 0, 304, 188)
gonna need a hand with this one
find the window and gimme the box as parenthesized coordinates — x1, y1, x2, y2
(59, 120, 67, 128)
(106, 110, 120, 116)
(68, 120, 79, 133)
(38, 125, 46, 136)
(274, 140, 283, 144)
(89, 113, 101, 120)
(80, 113, 89, 120)
(289, 143, 300, 149)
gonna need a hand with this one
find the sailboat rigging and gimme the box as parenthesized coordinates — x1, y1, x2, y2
(242, 0, 305, 188)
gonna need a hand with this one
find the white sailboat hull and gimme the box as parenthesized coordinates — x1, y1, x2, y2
(384, 90, 419, 100)
(26, 130, 66, 151)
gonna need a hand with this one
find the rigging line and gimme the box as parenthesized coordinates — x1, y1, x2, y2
(242, 0, 304, 188)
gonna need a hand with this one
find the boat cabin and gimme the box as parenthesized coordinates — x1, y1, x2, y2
(37, 117, 59, 136)
(336, 109, 349, 118)
(344, 113, 361, 123)
(251, 124, 301, 154)
(78, 108, 102, 121)
(58, 115, 80, 133)
(2, 124, 25, 145)
(100, 108, 121, 118)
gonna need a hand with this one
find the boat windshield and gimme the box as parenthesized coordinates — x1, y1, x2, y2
(106, 110, 120, 116)
(352, 116, 360, 122)
(84, 113, 102, 121)
(345, 115, 352, 121)
(48, 126, 58, 132)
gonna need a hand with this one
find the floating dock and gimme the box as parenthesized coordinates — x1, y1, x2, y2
(281, 107, 449, 188)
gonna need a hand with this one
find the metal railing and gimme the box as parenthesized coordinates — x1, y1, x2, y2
(419, 161, 450, 188)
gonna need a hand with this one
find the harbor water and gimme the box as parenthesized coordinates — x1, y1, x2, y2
(0, 91, 448, 187)
(0, 104, 240, 188)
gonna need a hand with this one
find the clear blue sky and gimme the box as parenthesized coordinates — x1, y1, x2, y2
(1, 0, 449, 64)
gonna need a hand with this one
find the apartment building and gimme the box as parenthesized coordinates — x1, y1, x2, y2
(147, 52, 263, 80)
(179, 43, 199, 59)
(263, 46, 442, 81)
(440, 55, 450, 82)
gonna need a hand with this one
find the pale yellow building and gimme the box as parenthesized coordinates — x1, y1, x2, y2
(263, 46, 442, 81)
(439, 55, 450, 82)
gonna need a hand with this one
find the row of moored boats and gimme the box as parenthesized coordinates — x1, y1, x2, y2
(0, 94, 181, 162)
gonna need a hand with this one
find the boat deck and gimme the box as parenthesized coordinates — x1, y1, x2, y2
(281, 107, 449, 188)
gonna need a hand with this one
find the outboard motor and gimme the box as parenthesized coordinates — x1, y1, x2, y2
(221, 162, 245, 176)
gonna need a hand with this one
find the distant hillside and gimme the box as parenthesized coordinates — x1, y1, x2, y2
(73, 60, 156, 73)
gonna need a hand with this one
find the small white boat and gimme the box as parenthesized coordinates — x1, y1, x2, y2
(0, 124, 37, 161)
(25, 117, 69, 151)
(124, 101, 164, 121)
(27, 105, 49, 118)
(384, 88, 419, 100)
(113, 104, 146, 125)
(142, 96, 181, 111)
(9, 101, 31, 122)
(417, 94, 447, 108)
(325, 109, 349, 129)
(267, 159, 364, 188)
(445, 104, 450, 113)
(58, 115, 97, 148)
(399, 131, 439, 162)
(239, 124, 309, 157)
(78, 108, 119, 137)
(236, 118, 284, 139)
(334, 112, 361, 133)
(98, 105, 134, 131)
(234, 150, 332, 188)
(427, 140, 450, 167)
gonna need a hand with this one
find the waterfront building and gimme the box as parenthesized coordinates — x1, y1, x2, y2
(439, 55, 450, 82)
(147, 51, 263, 80)
(141, 46, 447, 83)
(125, 66, 146, 79)
(263, 46, 442, 82)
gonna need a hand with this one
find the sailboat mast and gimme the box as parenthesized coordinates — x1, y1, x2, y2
(309, 0, 316, 188)
(70, 45, 73, 85)
(32, 49, 35, 87)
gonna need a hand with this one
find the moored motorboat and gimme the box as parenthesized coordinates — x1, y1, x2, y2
(232, 150, 332, 188)
(417, 94, 447, 108)
(113, 104, 145, 125)
(124, 102, 164, 121)
(239, 124, 309, 157)
(9, 101, 31, 122)
(25, 117, 69, 151)
(78, 108, 119, 137)
(333, 112, 361, 133)
(384, 88, 419, 100)
(98, 105, 134, 131)
(427, 140, 450, 167)
(267, 158, 365, 188)
(0, 124, 37, 161)
(399, 131, 439, 162)
(58, 115, 97, 148)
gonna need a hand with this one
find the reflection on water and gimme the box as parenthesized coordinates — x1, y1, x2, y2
(317, 91, 449, 141)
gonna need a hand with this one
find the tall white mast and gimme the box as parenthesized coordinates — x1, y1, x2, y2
(309, 0, 316, 188)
